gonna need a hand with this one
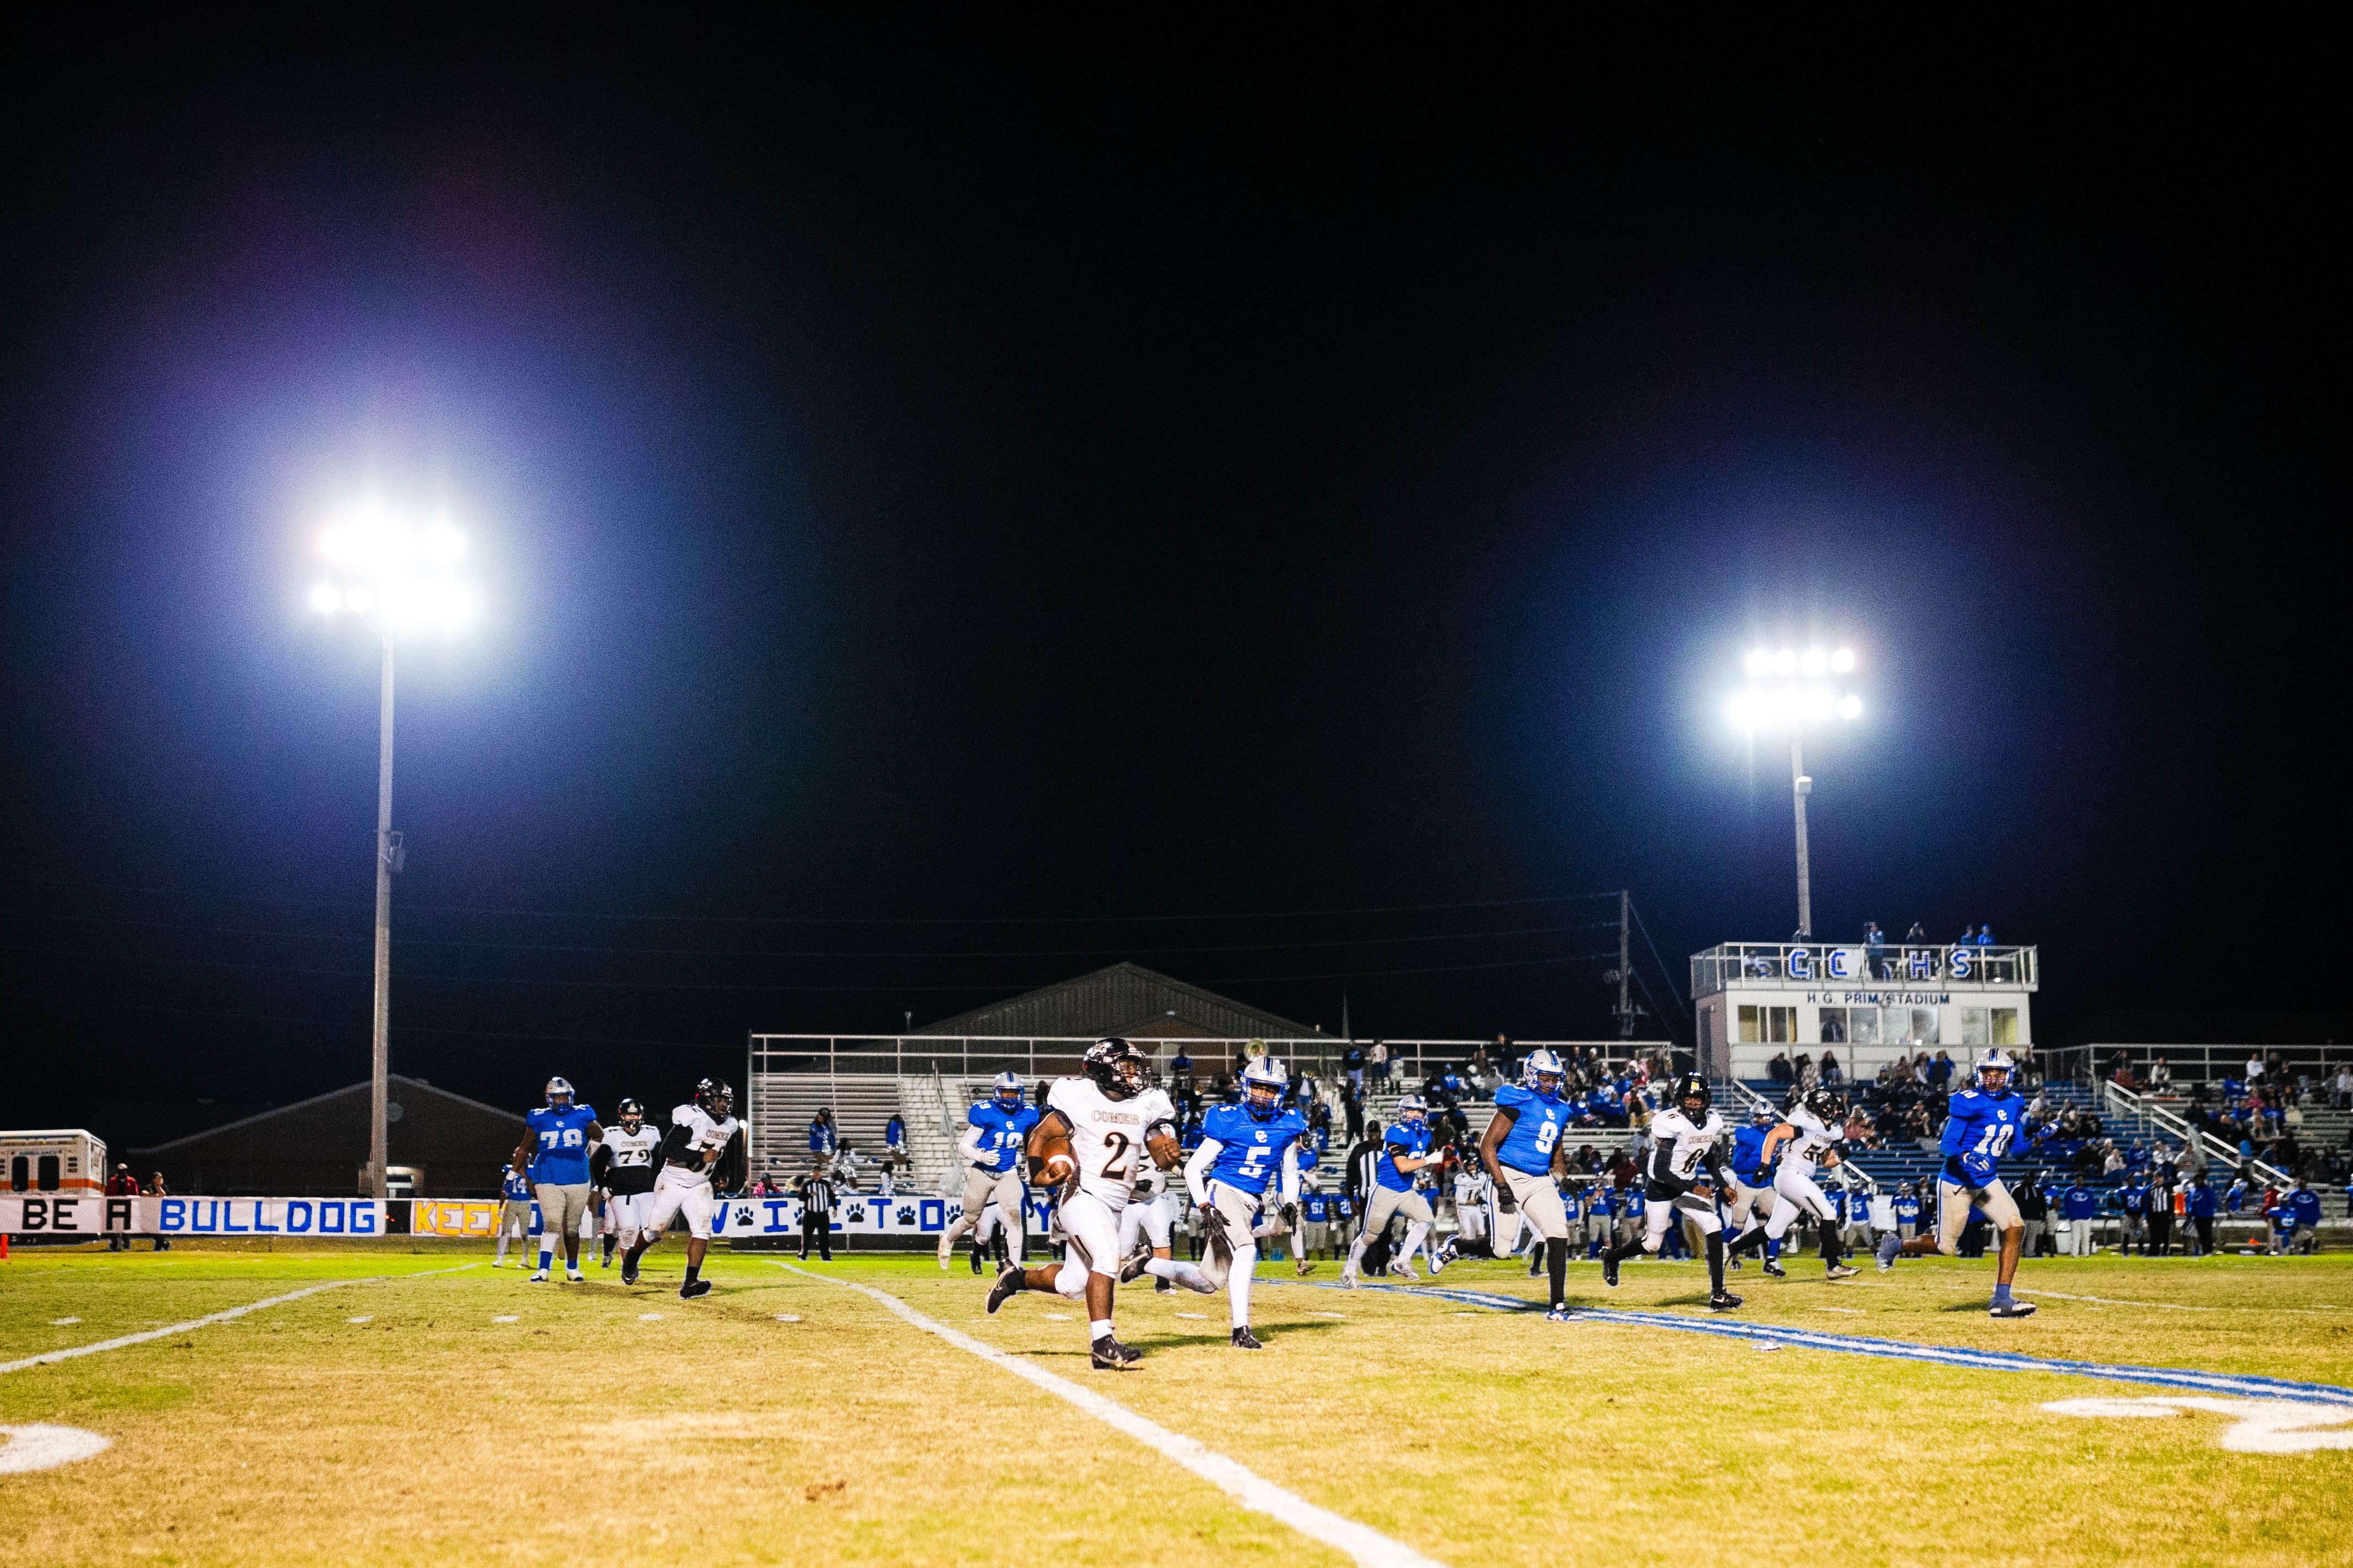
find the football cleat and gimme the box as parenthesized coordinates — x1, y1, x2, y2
(986, 1268, 1024, 1315)
(1393, 1260, 1420, 1281)
(1989, 1299, 2039, 1319)
(1601, 1252, 1622, 1288)
(1118, 1247, 1154, 1285)
(566, 1271, 586, 1285)
(969, 1245, 985, 1277)
(1231, 1327, 1264, 1350)
(1762, 1259, 1787, 1279)
(1527, 1250, 1543, 1278)
(1825, 1263, 1860, 1281)
(1728, 1255, 1744, 1271)
(1090, 1334, 1143, 1370)
(679, 1278, 712, 1300)
(1156, 1276, 1174, 1293)
(620, 1258, 641, 1285)
(1543, 1306, 1575, 1323)
(1293, 1257, 1313, 1277)
(1338, 1267, 1359, 1290)
(1708, 1289, 1743, 1311)
(527, 1269, 550, 1283)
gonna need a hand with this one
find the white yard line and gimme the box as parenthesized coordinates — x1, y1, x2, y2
(773, 1262, 1447, 1568)
(0, 1263, 479, 1376)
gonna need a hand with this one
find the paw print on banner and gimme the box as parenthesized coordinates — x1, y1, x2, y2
(2042, 1396, 2353, 1453)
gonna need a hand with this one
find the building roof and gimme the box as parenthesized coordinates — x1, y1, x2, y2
(131, 1074, 524, 1157)
(913, 962, 1318, 1044)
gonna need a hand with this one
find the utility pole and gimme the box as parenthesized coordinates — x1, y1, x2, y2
(1791, 734, 1813, 938)
(1616, 889, 1632, 1038)
(366, 630, 395, 1201)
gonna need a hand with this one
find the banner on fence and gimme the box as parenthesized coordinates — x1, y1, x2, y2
(712, 1192, 1052, 1238)
(0, 1196, 385, 1236)
(410, 1199, 501, 1238)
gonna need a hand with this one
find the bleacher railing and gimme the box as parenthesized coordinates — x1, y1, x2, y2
(2101, 1079, 2292, 1187)
(1692, 942, 2036, 996)
(2069, 1043, 2353, 1094)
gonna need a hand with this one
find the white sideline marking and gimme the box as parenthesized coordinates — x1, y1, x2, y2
(0, 1263, 479, 1376)
(49, 1317, 82, 1326)
(775, 1263, 1447, 1568)
(0, 1424, 111, 1473)
(2043, 1396, 2353, 1453)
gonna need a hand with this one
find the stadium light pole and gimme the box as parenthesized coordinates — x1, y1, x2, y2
(1727, 646, 1861, 940)
(306, 501, 478, 1200)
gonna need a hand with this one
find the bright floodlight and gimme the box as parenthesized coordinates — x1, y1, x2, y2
(1744, 649, 1771, 678)
(1830, 647, 1856, 673)
(307, 500, 476, 634)
(1837, 694, 1862, 719)
(1800, 648, 1828, 676)
(1728, 645, 1862, 735)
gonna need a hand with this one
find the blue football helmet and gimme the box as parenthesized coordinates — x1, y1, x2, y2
(1394, 1093, 1427, 1124)
(1522, 1049, 1565, 1096)
(544, 1076, 575, 1110)
(1976, 1050, 2015, 1092)
(1241, 1056, 1288, 1121)
(992, 1072, 1024, 1111)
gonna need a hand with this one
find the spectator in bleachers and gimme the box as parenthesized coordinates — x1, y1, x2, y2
(1821, 1051, 1843, 1087)
(1975, 924, 1994, 946)
(1340, 1041, 1364, 1092)
(1170, 1046, 1194, 1100)
(2150, 1057, 2173, 1093)
(1863, 920, 1889, 978)
(808, 1109, 837, 1160)
(2333, 1066, 2352, 1111)
(1767, 1051, 1794, 1086)
(1369, 1040, 1391, 1087)
(1927, 1051, 1954, 1089)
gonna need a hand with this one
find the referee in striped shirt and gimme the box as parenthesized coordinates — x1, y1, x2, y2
(796, 1163, 838, 1261)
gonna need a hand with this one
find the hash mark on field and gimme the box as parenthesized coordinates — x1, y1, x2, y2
(775, 1314, 802, 1322)
(777, 1262, 1449, 1568)
(1176, 1312, 1207, 1319)
(0, 1263, 480, 1377)
(492, 1315, 520, 1324)
(639, 1313, 664, 1321)
(1041, 1312, 1072, 1320)
(346, 1316, 374, 1325)
(1815, 1307, 1864, 1315)
(50, 1318, 82, 1326)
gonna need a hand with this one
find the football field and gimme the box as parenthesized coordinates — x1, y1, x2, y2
(4, 1241, 2350, 1566)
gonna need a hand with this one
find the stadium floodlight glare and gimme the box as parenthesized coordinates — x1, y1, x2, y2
(306, 498, 478, 1202)
(1728, 645, 1863, 940)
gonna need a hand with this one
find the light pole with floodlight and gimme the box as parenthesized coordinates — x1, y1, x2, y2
(1728, 645, 1861, 940)
(306, 502, 477, 1199)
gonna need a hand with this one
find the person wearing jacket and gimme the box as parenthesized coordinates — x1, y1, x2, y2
(2184, 1173, 2217, 1257)
(2112, 1178, 2149, 1257)
(2062, 1180, 2101, 1256)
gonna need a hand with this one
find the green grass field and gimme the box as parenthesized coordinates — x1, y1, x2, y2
(4, 1240, 2351, 1566)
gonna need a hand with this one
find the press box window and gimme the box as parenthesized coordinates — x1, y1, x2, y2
(1992, 1008, 2020, 1046)
(1738, 1005, 1795, 1044)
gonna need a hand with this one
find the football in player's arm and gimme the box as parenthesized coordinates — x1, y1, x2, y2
(616, 1078, 744, 1300)
(986, 1039, 1180, 1370)
(1598, 1074, 1743, 1311)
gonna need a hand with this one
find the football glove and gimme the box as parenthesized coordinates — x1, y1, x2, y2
(1959, 1152, 1998, 1189)
(1280, 1202, 1300, 1230)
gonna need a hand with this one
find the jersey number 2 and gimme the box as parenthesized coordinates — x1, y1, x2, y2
(1100, 1132, 1132, 1181)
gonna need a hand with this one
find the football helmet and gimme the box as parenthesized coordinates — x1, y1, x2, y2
(1084, 1037, 1154, 1099)
(616, 1097, 645, 1130)
(1801, 1087, 1844, 1124)
(1240, 1056, 1288, 1122)
(1976, 1050, 2015, 1092)
(1522, 1048, 1565, 1097)
(544, 1076, 575, 1110)
(1394, 1093, 1427, 1124)
(992, 1071, 1024, 1111)
(1671, 1072, 1711, 1120)
(694, 1077, 734, 1120)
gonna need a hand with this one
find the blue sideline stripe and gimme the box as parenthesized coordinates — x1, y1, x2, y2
(1275, 1281, 2353, 1408)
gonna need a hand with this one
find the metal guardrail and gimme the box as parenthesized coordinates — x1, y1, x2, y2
(2077, 1043, 2353, 1093)
(1692, 942, 2036, 996)
(2101, 1079, 2291, 1187)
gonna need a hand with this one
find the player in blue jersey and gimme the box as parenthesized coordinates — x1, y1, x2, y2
(1724, 1107, 1786, 1277)
(939, 1072, 1041, 1271)
(1128, 1056, 1310, 1348)
(510, 1077, 603, 1283)
(2288, 1180, 2324, 1254)
(1892, 1050, 2037, 1316)
(494, 1163, 533, 1267)
(1341, 1093, 1442, 1286)
(1478, 1048, 1578, 1319)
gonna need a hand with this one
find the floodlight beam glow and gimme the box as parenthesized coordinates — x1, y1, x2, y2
(1728, 645, 1862, 734)
(306, 500, 478, 634)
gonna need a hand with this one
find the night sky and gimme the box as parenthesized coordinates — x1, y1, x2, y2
(2, 30, 2339, 1128)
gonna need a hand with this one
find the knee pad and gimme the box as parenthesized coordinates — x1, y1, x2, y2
(1053, 1258, 1089, 1298)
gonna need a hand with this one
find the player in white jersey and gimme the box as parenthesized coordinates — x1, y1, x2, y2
(618, 1078, 744, 1299)
(1600, 1074, 1743, 1310)
(1116, 1142, 1181, 1293)
(986, 1039, 1180, 1370)
(1724, 1087, 1859, 1279)
(596, 1098, 662, 1267)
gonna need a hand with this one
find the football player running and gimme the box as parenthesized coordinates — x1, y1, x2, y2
(619, 1078, 744, 1300)
(1478, 1048, 1579, 1320)
(1724, 1105, 1787, 1277)
(1890, 1049, 2038, 1317)
(1600, 1073, 1743, 1311)
(1340, 1094, 1442, 1287)
(512, 1077, 603, 1283)
(1116, 1130, 1182, 1293)
(1724, 1087, 1859, 1280)
(597, 1098, 661, 1267)
(986, 1039, 1181, 1370)
(1125, 1055, 1308, 1349)
(938, 1072, 1040, 1271)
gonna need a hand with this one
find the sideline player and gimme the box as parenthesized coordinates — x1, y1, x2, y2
(1724, 1106, 1785, 1277)
(986, 1038, 1181, 1370)
(598, 1098, 661, 1266)
(1601, 1073, 1742, 1310)
(1340, 1094, 1441, 1287)
(938, 1072, 1040, 1271)
(494, 1162, 533, 1267)
(1117, 1132, 1182, 1292)
(619, 1078, 745, 1299)
(512, 1076, 603, 1283)
(1890, 1050, 2037, 1316)
(1478, 1048, 1578, 1320)
(1128, 1055, 1308, 1348)
(1724, 1087, 1859, 1280)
